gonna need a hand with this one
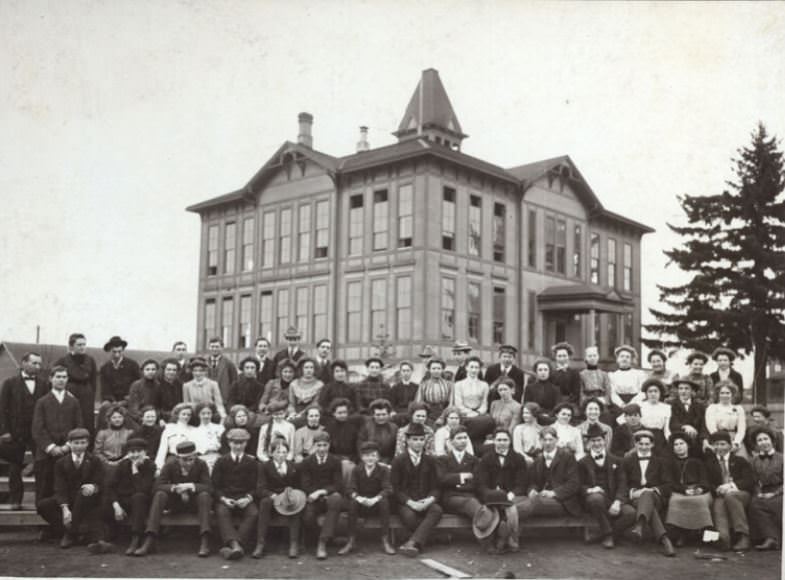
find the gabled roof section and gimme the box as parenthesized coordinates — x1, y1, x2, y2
(394, 68, 467, 140)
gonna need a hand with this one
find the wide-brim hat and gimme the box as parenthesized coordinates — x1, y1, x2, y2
(686, 351, 709, 365)
(452, 341, 472, 353)
(641, 377, 667, 399)
(711, 347, 737, 362)
(274, 487, 307, 516)
(103, 335, 128, 352)
(283, 326, 302, 339)
(472, 505, 501, 539)
(418, 345, 436, 359)
(484, 489, 513, 507)
(614, 345, 638, 360)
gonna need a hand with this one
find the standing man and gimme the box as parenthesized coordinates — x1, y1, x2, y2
(0, 352, 48, 508)
(313, 339, 333, 384)
(550, 342, 581, 406)
(484, 345, 528, 403)
(451, 341, 474, 383)
(253, 338, 275, 388)
(99, 336, 141, 403)
(172, 341, 192, 384)
(205, 337, 238, 404)
(159, 359, 184, 421)
(56, 333, 98, 434)
(273, 326, 306, 369)
(301, 431, 344, 559)
(127, 360, 162, 425)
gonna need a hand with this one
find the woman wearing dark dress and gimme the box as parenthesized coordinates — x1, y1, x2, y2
(523, 359, 560, 413)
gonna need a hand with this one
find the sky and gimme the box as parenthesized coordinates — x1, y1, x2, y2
(1, 0, 784, 356)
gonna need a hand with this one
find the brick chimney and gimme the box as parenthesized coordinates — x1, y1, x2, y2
(297, 112, 313, 148)
(356, 126, 370, 152)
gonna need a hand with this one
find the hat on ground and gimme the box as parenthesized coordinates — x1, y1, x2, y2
(551, 342, 574, 356)
(708, 430, 732, 445)
(418, 345, 436, 359)
(189, 356, 208, 370)
(359, 441, 380, 455)
(647, 349, 668, 362)
(452, 341, 472, 353)
(711, 347, 737, 362)
(125, 438, 148, 452)
(406, 423, 426, 438)
(176, 441, 197, 457)
(585, 423, 607, 441)
(498, 344, 518, 356)
(226, 428, 250, 442)
(622, 403, 642, 416)
(365, 356, 384, 367)
(641, 377, 667, 399)
(283, 326, 302, 339)
(686, 351, 709, 365)
(472, 505, 502, 539)
(67, 428, 90, 442)
(633, 429, 655, 443)
(103, 335, 128, 352)
(614, 345, 638, 360)
(266, 399, 288, 414)
(273, 487, 307, 516)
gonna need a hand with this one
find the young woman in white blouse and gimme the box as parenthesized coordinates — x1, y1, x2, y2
(512, 402, 542, 464)
(608, 345, 648, 409)
(705, 381, 747, 457)
(452, 356, 495, 443)
(552, 403, 584, 459)
(632, 378, 671, 454)
(433, 406, 475, 456)
(155, 402, 197, 470)
(193, 402, 224, 472)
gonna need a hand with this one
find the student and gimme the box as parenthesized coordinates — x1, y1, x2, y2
(523, 359, 560, 413)
(485, 345, 528, 403)
(608, 346, 648, 409)
(550, 342, 581, 406)
(434, 407, 475, 457)
(254, 438, 303, 558)
(512, 403, 542, 464)
(99, 336, 141, 404)
(579, 346, 611, 407)
(527, 426, 582, 518)
(300, 431, 344, 559)
(182, 358, 226, 419)
(324, 398, 362, 468)
(357, 399, 398, 465)
(611, 404, 645, 457)
(55, 334, 97, 433)
(489, 378, 521, 433)
(313, 339, 333, 384)
(355, 358, 392, 415)
(745, 406, 783, 454)
(709, 348, 743, 398)
(158, 359, 184, 421)
(390, 422, 443, 557)
(578, 423, 636, 549)
(705, 381, 747, 457)
(94, 405, 134, 465)
(171, 341, 192, 384)
(204, 337, 238, 404)
(668, 378, 706, 456)
(155, 402, 197, 470)
(437, 426, 482, 534)
(452, 356, 494, 441)
(220, 404, 260, 458)
(317, 360, 355, 413)
(577, 398, 613, 450)
(395, 402, 435, 456)
(252, 337, 275, 388)
(130, 406, 163, 461)
(227, 357, 264, 410)
(673, 351, 713, 405)
(451, 341, 474, 383)
(136, 440, 212, 557)
(389, 360, 419, 425)
(552, 403, 584, 459)
(748, 428, 783, 551)
(287, 358, 324, 426)
(256, 400, 295, 462)
(127, 359, 162, 425)
(212, 429, 259, 560)
(193, 402, 224, 473)
(258, 359, 296, 416)
(633, 378, 671, 453)
(293, 407, 326, 462)
(339, 441, 396, 555)
(664, 432, 713, 546)
(36, 428, 102, 548)
(646, 350, 675, 393)
(272, 326, 306, 368)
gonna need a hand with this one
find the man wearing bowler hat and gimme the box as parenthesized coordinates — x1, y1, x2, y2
(301, 431, 344, 559)
(485, 345, 528, 403)
(273, 326, 306, 369)
(99, 336, 141, 403)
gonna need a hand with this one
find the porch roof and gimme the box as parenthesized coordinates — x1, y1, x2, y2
(537, 284, 634, 314)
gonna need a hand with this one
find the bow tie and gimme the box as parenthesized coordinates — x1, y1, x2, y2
(638, 455, 651, 461)
(593, 454, 605, 461)
(759, 452, 775, 459)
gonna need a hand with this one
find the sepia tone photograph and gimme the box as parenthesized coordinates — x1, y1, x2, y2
(1, 1, 783, 578)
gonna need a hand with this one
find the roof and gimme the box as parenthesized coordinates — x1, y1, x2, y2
(537, 284, 634, 314)
(394, 68, 466, 139)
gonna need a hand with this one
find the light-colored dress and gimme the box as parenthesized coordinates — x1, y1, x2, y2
(182, 379, 226, 417)
(288, 378, 324, 417)
(705, 403, 747, 448)
(293, 424, 326, 461)
(608, 368, 648, 407)
(155, 422, 197, 469)
(489, 399, 521, 432)
(256, 420, 295, 461)
(451, 378, 489, 416)
(194, 421, 225, 472)
(433, 425, 475, 456)
(554, 422, 584, 459)
(512, 423, 542, 464)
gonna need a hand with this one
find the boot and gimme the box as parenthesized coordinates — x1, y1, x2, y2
(755, 537, 778, 551)
(382, 536, 396, 555)
(251, 542, 265, 559)
(732, 534, 750, 551)
(125, 535, 141, 556)
(134, 534, 155, 556)
(197, 534, 210, 557)
(228, 539, 244, 560)
(337, 536, 354, 556)
(316, 539, 328, 560)
(660, 535, 676, 557)
(288, 539, 299, 559)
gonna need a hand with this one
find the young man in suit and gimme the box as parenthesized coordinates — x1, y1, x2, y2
(610, 404, 645, 457)
(99, 335, 141, 403)
(301, 431, 344, 559)
(136, 440, 212, 557)
(273, 326, 306, 369)
(391, 422, 443, 557)
(212, 428, 259, 560)
(339, 440, 396, 555)
(252, 337, 276, 388)
(484, 345, 528, 403)
(32, 366, 84, 505)
(703, 430, 755, 551)
(622, 430, 676, 557)
(451, 341, 474, 383)
(36, 428, 102, 548)
(313, 339, 333, 384)
(437, 426, 482, 523)
(171, 341, 193, 383)
(205, 337, 238, 404)
(527, 426, 582, 517)
(578, 423, 636, 548)
(748, 428, 783, 551)
(0, 352, 48, 508)
(668, 379, 706, 456)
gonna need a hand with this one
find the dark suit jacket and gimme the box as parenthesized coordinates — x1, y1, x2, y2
(666, 456, 710, 494)
(256, 357, 276, 389)
(156, 457, 211, 495)
(99, 357, 141, 402)
(211, 453, 259, 500)
(578, 453, 627, 503)
(437, 452, 479, 498)
(32, 391, 84, 460)
(669, 399, 706, 437)
(106, 457, 155, 503)
(703, 451, 755, 494)
(53, 452, 103, 506)
(206, 357, 238, 403)
(0, 373, 49, 441)
(485, 364, 526, 402)
(273, 347, 305, 369)
(391, 453, 440, 504)
(529, 449, 582, 515)
(621, 453, 671, 498)
(300, 453, 343, 495)
(55, 353, 97, 390)
(476, 449, 528, 499)
(348, 463, 392, 498)
(257, 459, 300, 498)
(313, 359, 333, 385)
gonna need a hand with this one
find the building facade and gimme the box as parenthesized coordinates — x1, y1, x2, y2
(187, 69, 653, 367)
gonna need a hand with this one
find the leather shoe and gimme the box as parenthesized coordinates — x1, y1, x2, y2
(398, 540, 419, 557)
(382, 537, 396, 555)
(88, 540, 114, 555)
(660, 536, 676, 557)
(732, 534, 750, 551)
(602, 535, 615, 549)
(197, 535, 210, 557)
(288, 540, 299, 559)
(60, 533, 75, 549)
(629, 522, 644, 542)
(251, 542, 265, 559)
(337, 537, 354, 556)
(135, 535, 155, 556)
(228, 540, 244, 560)
(125, 535, 140, 556)
(755, 538, 778, 551)
(316, 539, 328, 560)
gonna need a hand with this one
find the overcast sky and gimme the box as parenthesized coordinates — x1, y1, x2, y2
(1, 1, 784, 355)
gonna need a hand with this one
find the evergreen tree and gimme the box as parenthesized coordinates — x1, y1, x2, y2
(644, 123, 785, 404)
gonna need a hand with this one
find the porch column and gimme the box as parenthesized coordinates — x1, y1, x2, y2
(587, 309, 596, 348)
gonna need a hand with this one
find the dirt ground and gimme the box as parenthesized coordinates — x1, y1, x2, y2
(0, 527, 780, 579)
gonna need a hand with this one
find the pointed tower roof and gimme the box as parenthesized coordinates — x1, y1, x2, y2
(394, 68, 467, 146)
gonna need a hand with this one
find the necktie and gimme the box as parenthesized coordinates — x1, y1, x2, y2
(720, 458, 730, 483)
(235, 455, 240, 464)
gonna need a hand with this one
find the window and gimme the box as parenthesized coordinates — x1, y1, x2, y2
(295, 287, 309, 342)
(441, 277, 455, 339)
(349, 194, 364, 255)
(298, 204, 311, 262)
(442, 186, 455, 251)
(315, 200, 329, 258)
(204, 299, 216, 346)
(279, 208, 292, 264)
(527, 209, 537, 268)
(224, 222, 236, 274)
(373, 189, 388, 251)
(545, 216, 555, 272)
(371, 279, 387, 339)
(468, 282, 481, 342)
(262, 212, 275, 268)
(207, 225, 219, 276)
(468, 195, 481, 257)
(573, 224, 582, 278)
(623, 312, 633, 344)
(555, 321, 567, 344)
(623, 243, 633, 291)
(221, 297, 234, 348)
(398, 184, 413, 247)
(346, 281, 362, 342)
(590, 233, 600, 284)
(239, 295, 252, 349)
(494, 286, 506, 344)
(607, 313, 618, 357)
(241, 218, 254, 271)
(607, 238, 617, 287)
(258, 291, 273, 341)
(276, 289, 289, 340)
(527, 290, 536, 350)
(313, 285, 327, 340)
(493, 202, 505, 262)
(555, 218, 567, 274)
(396, 276, 412, 340)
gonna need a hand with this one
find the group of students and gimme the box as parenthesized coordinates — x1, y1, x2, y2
(0, 329, 782, 562)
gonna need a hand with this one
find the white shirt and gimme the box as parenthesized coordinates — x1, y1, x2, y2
(275, 460, 287, 476)
(71, 453, 84, 468)
(543, 451, 555, 468)
(409, 451, 422, 467)
(638, 454, 651, 485)
(453, 450, 465, 464)
(52, 389, 66, 404)
(22, 373, 35, 394)
(497, 451, 508, 466)
(231, 453, 244, 463)
(316, 454, 328, 465)
(592, 452, 605, 467)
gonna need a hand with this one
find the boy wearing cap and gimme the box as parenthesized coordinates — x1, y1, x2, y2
(339, 440, 395, 556)
(183, 358, 226, 419)
(255, 438, 302, 558)
(669, 378, 706, 455)
(436, 426, 482, 530)
(301, 431, 344, 559)
(136, 440, 212, 557)
(36, 428, 103, 548)
(610, 404, 644, 457)
(485, 345, 527, 403)
(527, 426, 582, 518)
(212, 428, 259, 560)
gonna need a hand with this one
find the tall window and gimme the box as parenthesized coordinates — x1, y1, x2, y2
(258, 291, 273, 341)
(346, 281, 362, 342)
(493, 202, 505, 262)
(468, 282, 481, 342)
(262, 212, 275, 268)
(607, 314, 618, 357)
(315, 200, 329, 258)
(207, 225, 219, 276)
(442, 186, 455, 251)
(545, 216, 555, 272)
(441, 277, 455, 339)
(295, 287, 309, 342)
(623, 243, 633, 291)
(493, 286, 506, 344)
(607, 238, 617, 288)
(396, 276, 412, 340)
(239, 295, 252, 348)
(590, 233, 600, 284)
(556, 218, 567, 274)
(221, 297, 234, 348)
(276, 289, 289, 340)
(398, 184, 413, 247)
(279, 208, 292, 264)
(224, 222, 236, 274)
(623, 312, 633, 344)
(573, 224, 582, 278)
(527, 290, 536, 350)
(468, 194, 482, 257)
(370, 279, 387, 339)
(527, 209, 537, 268)
(313, 285, 327, 340)
(204, 299, 216, 346)
(241, 218, 254, 271)
(298, 204, 311, 262)
(372, 189, 388, 251)
(349, 194, 364, 255)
